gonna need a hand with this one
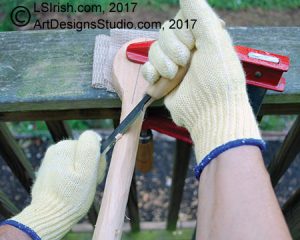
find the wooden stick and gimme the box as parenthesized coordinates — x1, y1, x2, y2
(92, 38, 151, 240)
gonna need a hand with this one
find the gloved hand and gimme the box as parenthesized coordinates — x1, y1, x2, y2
(142, 0, 265, 179)
(8, 131, 106, 240)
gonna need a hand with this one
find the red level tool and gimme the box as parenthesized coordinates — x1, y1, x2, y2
(126, 40, 290, 144)
(127, 40, 289, 92)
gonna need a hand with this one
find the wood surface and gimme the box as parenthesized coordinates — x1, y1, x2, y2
(136, 139, 154, 173)
(0, 102, 299, 122)
(127, 173, 140, 232)
(92, 38, 150, 239)
(45, 120, 73, 142)
(282, 188, 300, 239)
(0, 108, 122, 122)
(167, 140, 192, 231)
(0, 28, 299, 114)
(113, 119, 140, 232)
(0, 123, 34, 192)
(268, 116, 300, 186)
(0, 190, 19, 218)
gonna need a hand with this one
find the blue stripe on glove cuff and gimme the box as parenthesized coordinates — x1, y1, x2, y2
(0, 220, 41, 240)
(194, 138, 267, 180)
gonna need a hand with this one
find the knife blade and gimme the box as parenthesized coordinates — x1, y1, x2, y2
(100, 94, 152, 154)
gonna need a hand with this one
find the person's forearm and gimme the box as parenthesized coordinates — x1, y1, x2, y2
(0, 225, 31, 240)
(196, 146, 292, 240)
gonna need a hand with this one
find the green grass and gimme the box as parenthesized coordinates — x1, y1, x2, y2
(7, 122, 49, 135)
(62, 229, 194, 240)
(209, 0, 300, 10)
(1, 0, 300, 31)
(7, 120, 113, 136)
(260, 115, 296, 131)
(9, 0, 300, 9)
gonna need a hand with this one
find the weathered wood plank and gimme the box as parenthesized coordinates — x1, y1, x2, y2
(0, 27, 299, 113)
(247, 86, 267, 115)
(0, 108, 122, 122)
(191, 228, 196, 240)
(260, 103, 300, 115)
(268, 116, 300, 186)
(87, 201, 99, 227)
(167, 140, 192, 231)
(45, 121, 73, 142)
(0, 123, 34, 192)
(0, 29, 116, 112)
(0, 190, 19, 218)
(282, 189, 300, 240)
(127, 173, 140, 232)
(1, 101, 299, 122)
(229, 27, 300, 105)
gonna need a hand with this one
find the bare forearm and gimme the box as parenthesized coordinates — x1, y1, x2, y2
(0, 225, 31, 240)
(196, 146, 292, 240)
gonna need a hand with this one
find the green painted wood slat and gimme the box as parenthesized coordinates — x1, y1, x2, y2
(167, 140, 192, 231)
(282, 189, 300, 240)
(0, 28, 299, 114)
(0, 190, 20, 218)
(0, 123, 34, 192)
(268, 116, 300, 187)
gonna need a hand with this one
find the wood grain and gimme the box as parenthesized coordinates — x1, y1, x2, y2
(45, 120, 73, 142)
(113, 119, 140, 232)
(167, 140, 192, 231)
(126, 173, 140, 232)
(268, 116, 300, 187)
(282, 188, 300, 239)
(92, 38, 150, 240)
(0, 28, 299, 114)
(0, 190, 20, 218)
(0, 123, 34, 192)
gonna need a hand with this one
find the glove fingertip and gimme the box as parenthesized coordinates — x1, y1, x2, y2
(75, 130, 101, 169)
(142, 62, 160, 84)
(173, 11, 195, 50)
(149, 42, 178, 80)
(180, 0, 224, 42)
(79, 130, 102, 144)
(78, 131, 102, 154)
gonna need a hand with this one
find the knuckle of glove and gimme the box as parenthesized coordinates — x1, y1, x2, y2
(141, 61, 160, 84)
(78, 131, 101, 155)
(173, 11, 195, 50)
(79, 130, 102, 144)
(148, 41, 178, 80)
(159, 20, 191, 66)
(142, 11, 196, 86)
(75, 130, 101, 169)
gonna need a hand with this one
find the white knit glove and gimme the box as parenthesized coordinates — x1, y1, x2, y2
(10, 131, 106, 240)
(142, 0, 265, 179)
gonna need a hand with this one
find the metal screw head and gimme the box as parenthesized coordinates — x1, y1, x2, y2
(255, 71, 263, 78)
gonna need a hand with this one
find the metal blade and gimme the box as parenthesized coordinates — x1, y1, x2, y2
(100, 94, 152, 154)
